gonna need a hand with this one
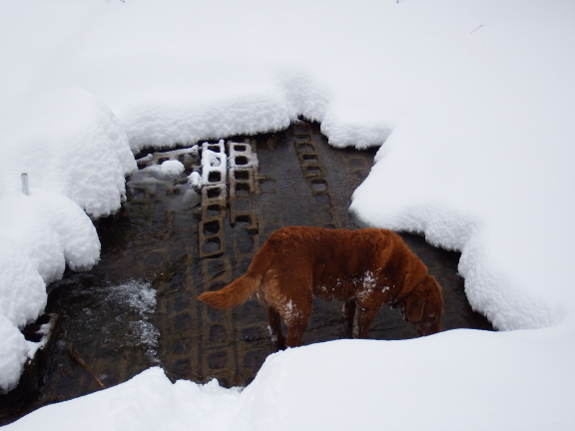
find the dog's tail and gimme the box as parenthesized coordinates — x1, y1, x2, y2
(198, 275, 259, 309)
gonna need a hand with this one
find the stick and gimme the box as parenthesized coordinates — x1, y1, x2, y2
(66, 342, 106, 389)
(470, 24, 484, 34)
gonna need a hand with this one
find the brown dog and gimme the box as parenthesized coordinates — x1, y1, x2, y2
(198, 226, 443, 348)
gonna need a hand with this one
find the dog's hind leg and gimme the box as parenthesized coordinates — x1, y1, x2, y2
(267, 272, 313, 348)
(283, 297, 312, 348)
(266, 307, 286, 349)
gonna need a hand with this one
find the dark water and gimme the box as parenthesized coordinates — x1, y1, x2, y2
(0, 120, 492, 425)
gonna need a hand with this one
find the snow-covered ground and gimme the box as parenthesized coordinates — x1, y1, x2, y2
(1, 0, 574, 429)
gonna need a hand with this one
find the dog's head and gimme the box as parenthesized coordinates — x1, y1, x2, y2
(394, 275, 443, 336)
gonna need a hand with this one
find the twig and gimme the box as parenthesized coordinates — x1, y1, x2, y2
(66, 342, 106, 389)
(470, 24, 484, 34)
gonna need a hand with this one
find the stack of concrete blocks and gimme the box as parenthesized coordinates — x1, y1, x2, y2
(198, 140, 228, 258)
(227, 139, 259, 233)
(293, 132, 328, 195)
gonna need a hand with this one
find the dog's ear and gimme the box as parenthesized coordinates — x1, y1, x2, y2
(405, 297, 425, 323)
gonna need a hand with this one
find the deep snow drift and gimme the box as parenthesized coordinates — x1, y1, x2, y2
(0, 88, 135, 391)
(1, 0, 574, 429)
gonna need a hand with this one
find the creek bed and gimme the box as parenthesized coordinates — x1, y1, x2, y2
(0, 120, 492, 425)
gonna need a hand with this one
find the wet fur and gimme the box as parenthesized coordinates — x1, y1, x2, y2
(198, 226, 443, 348)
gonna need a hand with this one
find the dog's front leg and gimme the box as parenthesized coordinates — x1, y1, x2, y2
(342, 299, 356, 321)
(352, 306, 373, 338)
(285, 318, 310, 348)
(342, 299, 356, 336)
(352, 299, 385, 339)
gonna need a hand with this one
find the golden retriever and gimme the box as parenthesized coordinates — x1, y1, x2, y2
(198, 226, 443, 348)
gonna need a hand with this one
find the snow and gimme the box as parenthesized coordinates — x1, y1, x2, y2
(0, 88, 136, 217)
(6, 332, 575, 431)
(0, 189, 103, 392)
(0, 315, 32, 395)
(201, 140, 228, 185)
(136, 159, 185, 181)
(1, 0, 575, 429)
(0, 87, 135, 392)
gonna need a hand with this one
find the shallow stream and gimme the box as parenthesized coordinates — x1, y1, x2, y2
(0, 121, 492, 425)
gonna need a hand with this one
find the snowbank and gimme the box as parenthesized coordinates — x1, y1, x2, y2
(0, 88, 136, 217)
(1, 0, 575, 428)
(0, 88, 136, 392)
(7, 331, 575, 431)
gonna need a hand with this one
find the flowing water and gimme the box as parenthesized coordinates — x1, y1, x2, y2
(0, 120, 492, 425)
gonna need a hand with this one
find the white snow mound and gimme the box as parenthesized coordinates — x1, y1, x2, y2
(0, 87, 136, 218)
(0, 87, 135, 392)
